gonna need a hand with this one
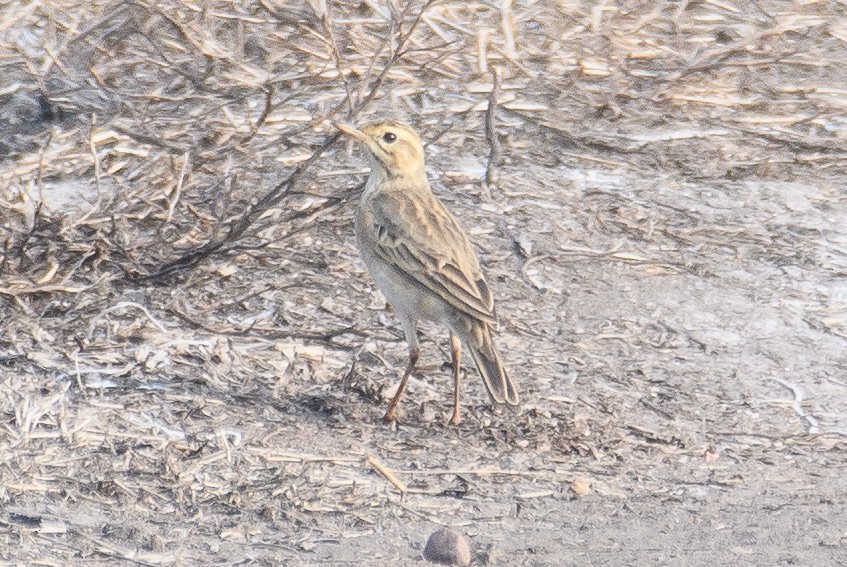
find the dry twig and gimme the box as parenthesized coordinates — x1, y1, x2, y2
(484, 67, 502, 187)
(367, 454, 408, 493)
(136, 0, 439, 281)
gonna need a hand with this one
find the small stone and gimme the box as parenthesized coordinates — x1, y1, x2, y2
(571, 477, 591, 495)
(423, 527, 472, 566)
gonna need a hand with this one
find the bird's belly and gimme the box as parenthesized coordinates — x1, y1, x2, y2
(365, 254, 423, 316)
(357, 245, 447, 326)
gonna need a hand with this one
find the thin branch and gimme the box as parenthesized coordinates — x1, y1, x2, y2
(133, 0, 439, 281)
(484, 67, 501, 187)
(133, 133, 341, 281)
(320, 5, 356, 115)
(351, 0, 439, 116)
(238, 85, 276, 147)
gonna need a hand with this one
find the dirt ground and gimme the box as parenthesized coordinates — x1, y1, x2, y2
(2, 1, 846, 565)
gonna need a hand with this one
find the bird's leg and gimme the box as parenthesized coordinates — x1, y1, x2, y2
(383, 346, 419, 423)
(449, 334, 462, 425)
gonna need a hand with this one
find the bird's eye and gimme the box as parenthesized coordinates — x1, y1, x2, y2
(382, 132, 397, 143)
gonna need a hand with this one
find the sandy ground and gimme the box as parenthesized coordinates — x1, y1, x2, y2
(2, 1, 846, 565)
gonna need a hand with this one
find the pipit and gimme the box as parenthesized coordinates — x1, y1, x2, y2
(336, 120, 520, 424)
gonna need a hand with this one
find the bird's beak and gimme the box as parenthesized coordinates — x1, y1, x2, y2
(336, 122, 387, 164)
(335, 122, 369, 142)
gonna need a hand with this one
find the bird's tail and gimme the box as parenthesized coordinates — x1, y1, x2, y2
(467, 323, 520, 405)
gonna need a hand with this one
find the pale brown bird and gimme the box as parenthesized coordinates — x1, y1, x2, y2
(336, 120, 519, 424)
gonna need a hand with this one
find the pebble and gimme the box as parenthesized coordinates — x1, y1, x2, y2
(423, 527, 472, 566)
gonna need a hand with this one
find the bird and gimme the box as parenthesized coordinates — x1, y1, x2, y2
(336, 120, 519, 424)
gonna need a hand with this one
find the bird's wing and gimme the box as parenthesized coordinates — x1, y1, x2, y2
(366, 189, 497, 325)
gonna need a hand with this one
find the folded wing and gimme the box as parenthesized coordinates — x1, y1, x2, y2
(367, 190, 497, 326)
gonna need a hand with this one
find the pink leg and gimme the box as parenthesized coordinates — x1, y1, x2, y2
(383, 347, 420, 423)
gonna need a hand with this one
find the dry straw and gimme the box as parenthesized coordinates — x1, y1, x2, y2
(1, 0, 845, 563)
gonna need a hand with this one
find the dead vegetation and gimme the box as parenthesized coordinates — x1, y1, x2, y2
(2, 0, 847, 565)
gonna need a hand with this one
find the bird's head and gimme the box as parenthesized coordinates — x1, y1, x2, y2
(336, 120, 426, 180)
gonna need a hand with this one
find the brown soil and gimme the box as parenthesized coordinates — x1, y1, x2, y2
(2, 1, 846, 565)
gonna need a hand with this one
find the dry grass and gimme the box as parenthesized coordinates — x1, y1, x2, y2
(2, 1, 847, 565)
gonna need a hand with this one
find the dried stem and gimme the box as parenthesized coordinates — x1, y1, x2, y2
(484, 67, 502, 188)
(136, 0, 439, 281)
